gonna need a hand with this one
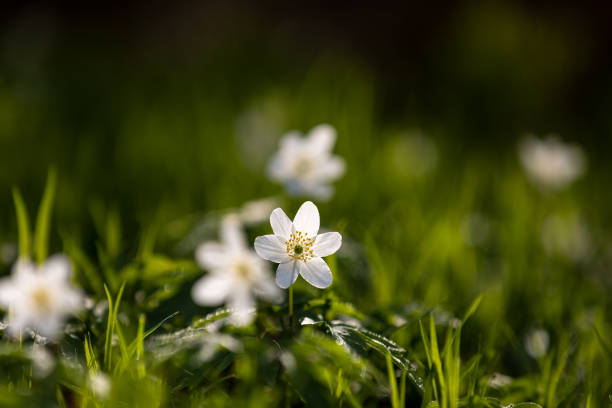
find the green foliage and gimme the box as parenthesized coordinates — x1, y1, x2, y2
(0, 19, 611, 405)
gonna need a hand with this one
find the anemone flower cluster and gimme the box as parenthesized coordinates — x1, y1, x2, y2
(189, 200, 341, 327)
(0, 123, 347, 341)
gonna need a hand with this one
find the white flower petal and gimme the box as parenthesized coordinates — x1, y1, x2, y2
(275, 261, 299, 289)
(220, 215, 246, 251)
(279, 131, 305, 153)
(317, 156, 345, 181)
(60, 288, 83, 313)
(228, 286, 255, 312)
(0, 278, 17, 307)
(298, 257, 332, 289)
(304, 183, 333, 201)
(312, 232, 342, 257)
(196, 242, 229, 270)
(254, 235, 290, 263)
(270, 208, 293, 239)
(191, 274, 232, 306)
(34, 318, 61, 339)
(12, 258, 36, 279)
(42, 254, 72, 282)
(292, 201, 320, 237)
(229, 309, 255, 326)
(308, 124, 336, 154)
(228, 288, 255, 326)
(267, 153, 286, 182)
(7, 315, 27, 337)
(240, 197, 280, 225)
(254, 275, 284, 303)
(285, 179, 308, 197)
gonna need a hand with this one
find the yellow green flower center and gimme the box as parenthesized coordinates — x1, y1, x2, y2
(31, 287, 51, 312)
(294, 157, 313, 176)
(234, 260, 255, 282)
(286, 231, 314, 261)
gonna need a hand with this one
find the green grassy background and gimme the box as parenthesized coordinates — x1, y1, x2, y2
(0, 2, 611, 406)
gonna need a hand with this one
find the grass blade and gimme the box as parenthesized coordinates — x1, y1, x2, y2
(104, 281, 126, 371)
(33, 168, 57, 264)
(12, 188, 31, 259)
(386, 351, 400, 408)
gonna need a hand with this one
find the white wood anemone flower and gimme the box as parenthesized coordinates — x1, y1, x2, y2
(192, 215, 282, 326)
(254, 201, 342, 289)
(267, 124, 346, 200)
(0, 254, 83, 340)
(518, 135, 585, 192)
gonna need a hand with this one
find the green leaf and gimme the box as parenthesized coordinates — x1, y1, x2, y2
(33, 168, 57, 264)
(594, 326, 612, 359)
(461, 295, 483, 326)
(104, 281, 126, 371)
(386, 351, 400, 408)
(146, 309, 235, 364)
(12, 188, 31, 259)
(56, 387, 68, 408)
(308, 318, 425, 394)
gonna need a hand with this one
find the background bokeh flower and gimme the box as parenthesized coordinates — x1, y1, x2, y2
(267, 124, 346, 200)
(518, 135, 586, 192)
(0, 255, 82, 339)
(192, 215, 282, 326)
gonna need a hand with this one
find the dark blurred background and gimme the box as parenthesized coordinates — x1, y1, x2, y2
(1, 0, 612, 248)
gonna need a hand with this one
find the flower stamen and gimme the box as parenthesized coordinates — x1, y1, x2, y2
(285, 231, 314, 261)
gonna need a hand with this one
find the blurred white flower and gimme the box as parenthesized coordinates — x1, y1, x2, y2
(239, 197, 281, 225)
(541, 212, 590, 262)
(279, 351, 297, 373)
(518, 135, 586, 191)
(488, 373, 513, 389)
(525, 328, 550, 359)
(254, 201, 342, 289)
(29, 343, 55, 378)
(197, 332, 242, 362)
(89, 372, 111, 398)
(192, 215, 282, 326)
(300, 316, 317, 326)
(0, 255, 83, 339)
(267, 124, 345, 200)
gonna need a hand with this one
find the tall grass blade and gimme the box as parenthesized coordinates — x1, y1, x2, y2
(12, 188, 31, 259)
(33, 168, 57, 264)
